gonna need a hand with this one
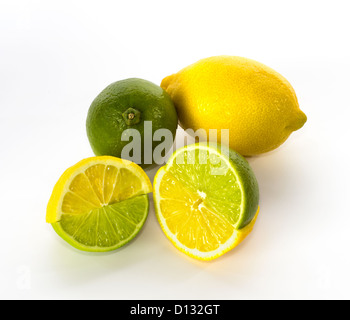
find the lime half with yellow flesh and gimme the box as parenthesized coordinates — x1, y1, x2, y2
(46, 156, 152, 252)
(153, 143, 260, 261)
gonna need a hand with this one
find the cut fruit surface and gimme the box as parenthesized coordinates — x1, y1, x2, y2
(153, 143, 259, 261)
(46, 156, 152, 252)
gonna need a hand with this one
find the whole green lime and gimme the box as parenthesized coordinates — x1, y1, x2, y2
(86, 78, 178, 168)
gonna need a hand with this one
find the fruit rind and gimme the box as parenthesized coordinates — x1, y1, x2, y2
(224, 145, 260, 229)
(86, 78, 178, 169)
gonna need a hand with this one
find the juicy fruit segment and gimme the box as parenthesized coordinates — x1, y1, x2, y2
(161, 56, 307, 156)
(158, 172, 236, 252)
(46, 157, 152, 252)
(154, 144, 259, 260)
(52, 195, 149, 251)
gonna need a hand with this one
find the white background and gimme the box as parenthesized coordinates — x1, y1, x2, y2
(1, 0, 349, 300)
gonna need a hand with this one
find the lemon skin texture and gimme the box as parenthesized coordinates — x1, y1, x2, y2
(161, 56, 307, 156)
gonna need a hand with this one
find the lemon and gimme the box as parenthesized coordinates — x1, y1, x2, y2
(161, 56, 307, 156)
(46, 156, 152, 252)
(153, 143, 259, 261)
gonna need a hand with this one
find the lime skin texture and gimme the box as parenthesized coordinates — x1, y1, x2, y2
(86, 78, 178, 169)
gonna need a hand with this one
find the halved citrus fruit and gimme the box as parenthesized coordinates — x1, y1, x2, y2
(46, 156, 152, 252)
(153, 143, 260, 261)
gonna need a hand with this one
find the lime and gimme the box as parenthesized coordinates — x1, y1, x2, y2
(86, 78, 178, 169)
(153, 143, 259, 260)
(46, 156, 153, 252)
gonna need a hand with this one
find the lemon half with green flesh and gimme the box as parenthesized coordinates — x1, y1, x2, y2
(153, 143, 259, 261)
(46, 156, 152, 252)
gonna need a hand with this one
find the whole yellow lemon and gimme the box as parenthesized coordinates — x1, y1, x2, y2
(161, 56, 307, 156)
